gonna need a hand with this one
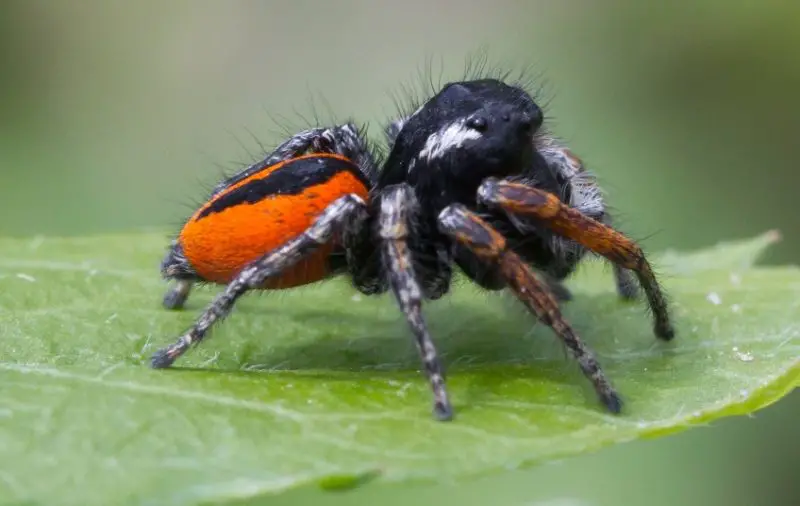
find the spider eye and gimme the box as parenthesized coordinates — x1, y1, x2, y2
(512, 113, 534, 135)
(498, 110, 536, 137)
(466, 116, 488, 131)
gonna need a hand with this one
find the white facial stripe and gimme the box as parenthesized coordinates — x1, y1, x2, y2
(419, 120, 481, 161)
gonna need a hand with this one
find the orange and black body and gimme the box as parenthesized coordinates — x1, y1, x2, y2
(162, 153, 371, 289)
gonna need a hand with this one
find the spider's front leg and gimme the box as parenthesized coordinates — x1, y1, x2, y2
(151, 193, 367, 368)
(478, 178, 674, 340)
(379, 184, 453, 421)
(160, 123, 375, 311)
(438, 204, 622, 413)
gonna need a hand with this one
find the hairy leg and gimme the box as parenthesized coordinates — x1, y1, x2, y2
(160, 239, 196, 310)
(163, 279, 193, 310)
(613, 264, 639, 300)
(438, 204, 622, 413)
(161, 123, 377, 310)
(379, 184, 453, 420)
(152, 194, 366, 368)
(478, 178, 674, 340)
(536, 137, 640, 301)
(210, 123, 377, 196)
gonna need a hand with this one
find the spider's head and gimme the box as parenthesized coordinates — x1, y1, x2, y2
(382, 78, 543, 205)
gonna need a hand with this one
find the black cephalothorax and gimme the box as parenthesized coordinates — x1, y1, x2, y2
(154, 77, 674, 421)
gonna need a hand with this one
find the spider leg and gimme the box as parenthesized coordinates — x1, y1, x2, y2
(152, 193, 366, 368)
(161, 123, 377, 310)
(160, 239, 197, 310)
(455, 246, 572, 301)
(601, 215, 640, 300)
(478, 178, 674, 341)
(536, 137, 640, 301)
(542, 273, 573, 302)
(613, 264, 639, 300)
(438, 204, 621, 413)
(209, 123, 376, 197)
(163, 279, 193, 310)
(208, 128, 328, 198)
(379, 184, 452, 421)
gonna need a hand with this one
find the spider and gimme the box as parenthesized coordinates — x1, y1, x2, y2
(153, 77, 675, 421)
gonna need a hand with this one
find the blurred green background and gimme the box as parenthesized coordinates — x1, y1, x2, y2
(0, 1, 797, 505)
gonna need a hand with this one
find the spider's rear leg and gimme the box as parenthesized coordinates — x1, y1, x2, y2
(163, 280, 193, 310)
(160, 123, 377, 310)
(380, 184, 452, 421)
(602, 215, 640, 301)
(543, 273, 573, 302)
(613, 264, 639, 300)
(151, 193, 366, 368)
(438, 204, 622, 413)
(478, 178, 674, 341)
(160, 240, 197, 310)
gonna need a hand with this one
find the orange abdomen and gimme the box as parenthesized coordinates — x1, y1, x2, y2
(179, 154, 370, 288)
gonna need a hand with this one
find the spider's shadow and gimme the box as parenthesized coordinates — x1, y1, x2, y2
(163, 289, 682, 414)
(203, 291, 674, 383)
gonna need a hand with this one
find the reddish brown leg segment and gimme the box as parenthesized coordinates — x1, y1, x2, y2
(438, 204, 622, 413)
(478, 178, 674, 340)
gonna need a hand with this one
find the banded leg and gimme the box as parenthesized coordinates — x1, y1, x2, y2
(438, 204, 621, 413)
(160, 239, 197, 310)
(478, 178, 674, 340)
(210, 123, 376, 196)
(160, 128, 340, 309)
(380, 184, 452, 421)
(151, 194, 366, 368)
(163, 279, 193, 310)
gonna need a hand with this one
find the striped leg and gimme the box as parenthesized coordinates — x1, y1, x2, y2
(162, 279, 193, 310)
(380, 184, 453, 421)
(152, 194, 366, 368)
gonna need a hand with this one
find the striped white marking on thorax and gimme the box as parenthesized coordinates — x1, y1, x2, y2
(419, 120, 481, 161)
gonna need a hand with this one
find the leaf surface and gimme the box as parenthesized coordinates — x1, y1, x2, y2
(0, 231, 796, 505)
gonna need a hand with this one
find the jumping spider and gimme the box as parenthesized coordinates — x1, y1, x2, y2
(154, 77, 675, 421)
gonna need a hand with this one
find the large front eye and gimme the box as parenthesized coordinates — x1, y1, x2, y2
(466, 115, 488, 131)
(504, 110, 535, 136)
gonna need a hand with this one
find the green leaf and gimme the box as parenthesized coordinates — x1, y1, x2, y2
(0, 231, 797, 506)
